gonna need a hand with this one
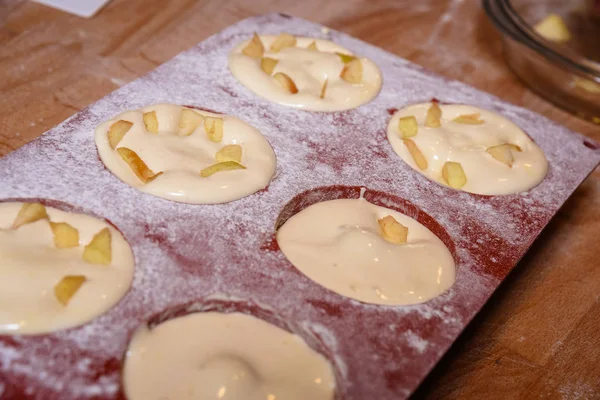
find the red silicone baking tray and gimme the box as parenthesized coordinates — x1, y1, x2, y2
(1, 13, 599, 400)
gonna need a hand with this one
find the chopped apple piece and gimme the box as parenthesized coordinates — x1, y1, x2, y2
(398, 116, 418, 138)
(200, 161, 246, 177)
(486, 144, 522, 167)
(336, 52, 356, 64)
(107, 120, 133, 149)
(179, 109, 204, 136)
(117, 147, 162, 183)
(270, 33, 296, 52)
(574, 77, 600, 94)
(378, 215, 408, 245)
(534, 14, 571, 43)
(83, 227, 112, 265)
(442, 161, 467, 189)
(143, 111, 159, 133)
(50, 222, 79, 248)
(274, 72, 299, 94)
(452, 113, 484, 125)
(425, 103, 442, 128)
(320, 79, 328, 99)
(54, 275, 86, 306)
(307, 40, 318, 51)
(260, 57, 278, 75)
(242, 33, 264, 58)
(12, 203, 48, 229)
(204, 116, 224, 142)
(215, 144, 242, 163)
(340, 59, 362, 84)
(403, 139, 428, 170)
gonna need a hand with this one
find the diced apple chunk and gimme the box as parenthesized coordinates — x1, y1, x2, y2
(215, 144, 242, 163)
(143, 111, 159, 133)
(398, 116, 418, 138)
(200, 161, 246, 177)
(50, 222, 79, 248)
(12, 203, 48, 229)
(378, 215, 408, 245)
(270, 33, 296, 52)
(179, 109, 204, 136)
(260, 57, 278, 75)
(425, 103, 442, 128)
(403, 139, 428, 170)
(82, 227, 112, 265)
(107, 120, 133, 149)
(452, 113, 484, 125)
(486, 144, 522, 167)
(340, 59, 362, 84)
(242, 33, 264, 58)
(442, 161, 467, 189)
(307, 40, 318, 51)
(274, 72, 299, 94)
(204, 116, 224, 142)
(320, 79, 328, 99)
(117, 147, 162, 184)
(54, 275, 87, 306)
(336, 52, 356, 64)
(534, 14, 571, 43)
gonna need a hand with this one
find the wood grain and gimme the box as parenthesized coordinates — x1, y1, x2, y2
(0, 0, 598, 398)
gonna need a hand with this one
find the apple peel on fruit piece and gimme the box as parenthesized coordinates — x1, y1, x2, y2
(107, 120, 133, 149)
(274, 72, 299, 94)
(143, 111, 159, 133)
(179, 109, 204, 136)
(378, 215, 408, 245)
(442, 161, 467, 189)
(215, 144, 242, 163)
(452, 113, 484, 125)
(486, 144, 522, 167)
(242, 33, 264, 58)
(340, 59, 362, 84)
(398, 116, 418, 138)
(270, 33, 296, 53)
(320, 79, 328, 99)
(200, 161, 246, 177)
(82, 227, 112, 265)
(54, 275, 87, 306)
(117, 147, 162, 184)
(50, 222, 79, 248)
(425, 103, 442, 128)
(12, 203, 48, 229)
(403, 139, 428, 170)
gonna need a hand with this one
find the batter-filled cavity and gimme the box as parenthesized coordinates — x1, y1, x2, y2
(276, 194, 455, 306)
(0, 201, 134, 334)
(95, 104, 277, 204)
(123, 311, 336, 400)
(387, 102, 549, 195)
(229, 33, 383, 111)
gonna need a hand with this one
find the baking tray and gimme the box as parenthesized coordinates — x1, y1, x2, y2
(1, 13, 599, 400)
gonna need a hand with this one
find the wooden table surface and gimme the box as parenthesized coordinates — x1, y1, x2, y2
(1, 0, 599, 398)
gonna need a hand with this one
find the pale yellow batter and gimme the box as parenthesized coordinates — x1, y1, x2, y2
(276, 198, 455, 305)
(387, 103, 549, 195)
(229, 35, 382, 111)
(95, 104, 277, 204)
(123, 312, 335, 400)
(0, 202, 134, 334)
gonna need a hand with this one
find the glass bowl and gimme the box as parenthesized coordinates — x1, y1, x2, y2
(483, 0, 600, 124)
